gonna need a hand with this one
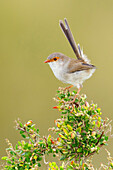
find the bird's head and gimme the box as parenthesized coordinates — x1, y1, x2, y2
(44, 52, 68, 68)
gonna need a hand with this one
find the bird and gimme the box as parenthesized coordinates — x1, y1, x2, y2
(44, 18, 96, 102)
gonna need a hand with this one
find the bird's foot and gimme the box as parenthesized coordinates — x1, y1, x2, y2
(66, 87, 81, 104)
(64, 85, 73, 91)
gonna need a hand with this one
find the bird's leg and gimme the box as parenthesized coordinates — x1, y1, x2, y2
(64, 85, 73, 91)
(67, 87, 81, 104)
(72, 87, 81, 102)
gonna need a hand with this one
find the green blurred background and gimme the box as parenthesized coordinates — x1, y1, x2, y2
(0, 0, 113, 168)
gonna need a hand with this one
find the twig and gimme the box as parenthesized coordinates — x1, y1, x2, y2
(96, 131, 104, 145)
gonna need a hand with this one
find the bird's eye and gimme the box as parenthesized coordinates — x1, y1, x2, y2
(53, 57, 57, 61)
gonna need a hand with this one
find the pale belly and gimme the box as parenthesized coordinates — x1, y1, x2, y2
(52, 68, 95, 88)
(49, 62, 95, 88)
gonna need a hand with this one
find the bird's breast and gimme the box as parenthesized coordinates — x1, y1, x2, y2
(49, 62, 67, 82)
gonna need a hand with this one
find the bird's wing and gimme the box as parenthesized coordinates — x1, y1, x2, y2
(67, 60, 96, 73)
(59, 18, 82, 60)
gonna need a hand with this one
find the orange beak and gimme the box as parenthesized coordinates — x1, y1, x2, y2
(44, 59, 51, 63)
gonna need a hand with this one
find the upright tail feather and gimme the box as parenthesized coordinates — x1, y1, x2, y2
(59, 18, 82, 60)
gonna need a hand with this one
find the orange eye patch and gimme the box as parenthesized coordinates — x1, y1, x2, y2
(44, 56, 60, 63)
(53, 56, 59, 61)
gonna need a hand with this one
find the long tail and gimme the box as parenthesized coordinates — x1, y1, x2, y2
(59, 18, 82, 60)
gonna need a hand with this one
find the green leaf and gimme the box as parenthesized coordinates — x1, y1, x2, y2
(76, 127, 81, 133)
(15, 144, 18, 150)
(84, 149, 88, 156)
(38, 163, 41, 167)
(20, 130, 24, 134)
(36, 128, 39, 133)
(69, 155, 76, 161)
(77, 147, 83, 153)
(56, 149, 59, 153)
(105, 136, 108, 141)
(60, 155, 67, 161)
(80, 159, 83, 166)
(18, 141, 22, 146)
(67, 124, 73, 131)
(58, 94, 65, 99)
(37, 156, 42, 161)
(10, 151, 14, 155)
(2, 156, 8, 160)
(21, 134, 26, 138)
(59, 133, 67, 139)
(64, 98, 70, 101)
(19, 122, 23, 128)
(63, 128, 69, 136)
(62, 110, 68, 114)
(23, 143, 28, 149)
(78, 122, 82, 126)
(72, 90, 76, 94)
(7, 161, 12, 164)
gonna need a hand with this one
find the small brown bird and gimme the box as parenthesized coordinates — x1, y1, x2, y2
(44, 18, 96, 101)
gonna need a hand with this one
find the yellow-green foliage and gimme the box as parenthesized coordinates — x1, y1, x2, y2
(1, 88, 113, 170)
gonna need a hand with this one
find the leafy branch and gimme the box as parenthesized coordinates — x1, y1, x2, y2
(1, 87, 113, 169)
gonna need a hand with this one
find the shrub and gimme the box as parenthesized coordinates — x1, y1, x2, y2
(1, 87, 113, 169)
